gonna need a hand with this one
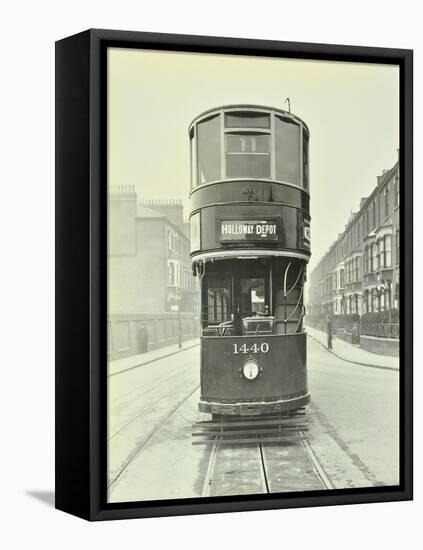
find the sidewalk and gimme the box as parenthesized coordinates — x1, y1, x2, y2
(306, 326, 399, 371)
(108, 338, 200, 376)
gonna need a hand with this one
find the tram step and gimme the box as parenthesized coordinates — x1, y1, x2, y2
(192, 434, 306, 445)
(193, 426, 307, 437)
(193, 418, 307, 430)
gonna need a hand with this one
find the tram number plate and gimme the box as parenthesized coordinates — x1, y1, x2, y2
(233, 343, 269, 354)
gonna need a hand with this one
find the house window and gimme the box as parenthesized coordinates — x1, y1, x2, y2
(394, 283, 400, 309)
(380, 290, 385, 311)
(167, 260, 180, 286)
(395, 230, 400, 265)
(385, 235, 392, 267)
(394, 175, 399, 207)
(379, 234, 392, 268)
(384, 187, 389, 219)
(379, 238, 384, 268)
(373, 289, 379, 312)
(371, 242, 378, 272)
(355, 257, 361, 281)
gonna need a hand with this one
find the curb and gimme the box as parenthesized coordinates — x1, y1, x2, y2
(109, 341, 200, 377)
(307, 333, 399, 372)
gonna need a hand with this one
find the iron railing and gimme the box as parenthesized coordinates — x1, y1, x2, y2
(360, 323, 399, 339)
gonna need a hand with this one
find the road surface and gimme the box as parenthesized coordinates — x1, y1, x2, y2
(107, 336, 399, 503)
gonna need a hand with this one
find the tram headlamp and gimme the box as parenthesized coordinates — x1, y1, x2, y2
(242, 359, 259, 380)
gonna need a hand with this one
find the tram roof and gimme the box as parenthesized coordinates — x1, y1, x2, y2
(189, 104, 310, 135)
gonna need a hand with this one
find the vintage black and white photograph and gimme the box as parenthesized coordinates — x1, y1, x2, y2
(106, 48, 400, 504)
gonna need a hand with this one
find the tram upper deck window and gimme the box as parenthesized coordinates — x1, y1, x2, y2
(189, 128, 196, 188)
(197, 115, 221, 185)
(225, 112, 270, 129)
(226, 134, 271, 178)
(303, 131, 309, 191)
(275, 116, 300, 186)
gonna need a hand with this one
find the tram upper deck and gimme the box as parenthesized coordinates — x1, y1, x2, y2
(189, 105, 310, 262)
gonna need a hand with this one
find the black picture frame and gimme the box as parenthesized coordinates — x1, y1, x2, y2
(55, 28, 413, 521)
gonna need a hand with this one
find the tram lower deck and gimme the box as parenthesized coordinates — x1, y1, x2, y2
(198, 256, 310, 415)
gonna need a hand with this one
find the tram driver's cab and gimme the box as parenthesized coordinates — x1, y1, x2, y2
(200, 257, 304, 338)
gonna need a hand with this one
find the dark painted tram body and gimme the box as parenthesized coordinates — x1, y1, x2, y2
(189, 105, 311, 416)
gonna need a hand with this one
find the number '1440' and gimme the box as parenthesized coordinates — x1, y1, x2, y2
(233, 343, 269, 354)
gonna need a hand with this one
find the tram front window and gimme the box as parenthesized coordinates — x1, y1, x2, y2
(239, 277, 265, 317)
(206, 277, 231, 324)
(238, 277, 273, 335)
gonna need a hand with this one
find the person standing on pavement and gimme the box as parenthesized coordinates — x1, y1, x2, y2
(326, 315, 333, 350)
(139, 323, 149, 353)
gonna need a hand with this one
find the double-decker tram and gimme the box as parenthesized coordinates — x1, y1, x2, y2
(189, 105, 311, 417)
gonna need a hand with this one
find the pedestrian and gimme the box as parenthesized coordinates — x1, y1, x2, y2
(326, 316, 333, 350)
(139, 323, 149, 353)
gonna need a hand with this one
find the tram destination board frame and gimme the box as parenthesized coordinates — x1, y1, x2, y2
(55, 29, 413, 521)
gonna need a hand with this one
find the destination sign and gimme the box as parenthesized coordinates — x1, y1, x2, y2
(220, 219, 279, 242)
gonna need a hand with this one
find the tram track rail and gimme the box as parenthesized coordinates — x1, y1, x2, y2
(109, 369, 199, 440)
(202, 437, 273, 496)
(108, 383, 200, 491)
(299, 430, 334, 489)
(109, 386, 179, 441)
(200, 411, 334, 496)
(257, 437, 270, 493)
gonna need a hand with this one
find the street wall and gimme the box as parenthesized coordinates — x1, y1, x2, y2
(108, 312, 199, 360)
(360, 334, 399, 357)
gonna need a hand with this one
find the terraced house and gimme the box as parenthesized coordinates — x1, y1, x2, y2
(307, 154, 400, 356)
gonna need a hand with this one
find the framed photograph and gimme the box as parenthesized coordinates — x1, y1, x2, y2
(55, 29, 413, 521)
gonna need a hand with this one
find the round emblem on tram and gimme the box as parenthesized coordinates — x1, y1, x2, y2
(242, 359, 260, 380)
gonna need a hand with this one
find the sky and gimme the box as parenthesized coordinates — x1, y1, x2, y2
(108, 48, 399, 274)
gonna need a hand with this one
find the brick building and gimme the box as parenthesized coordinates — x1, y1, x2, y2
(107, 186, 199, 359)
(308, 155, 400, 354)
(108, 186, 198, 315)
